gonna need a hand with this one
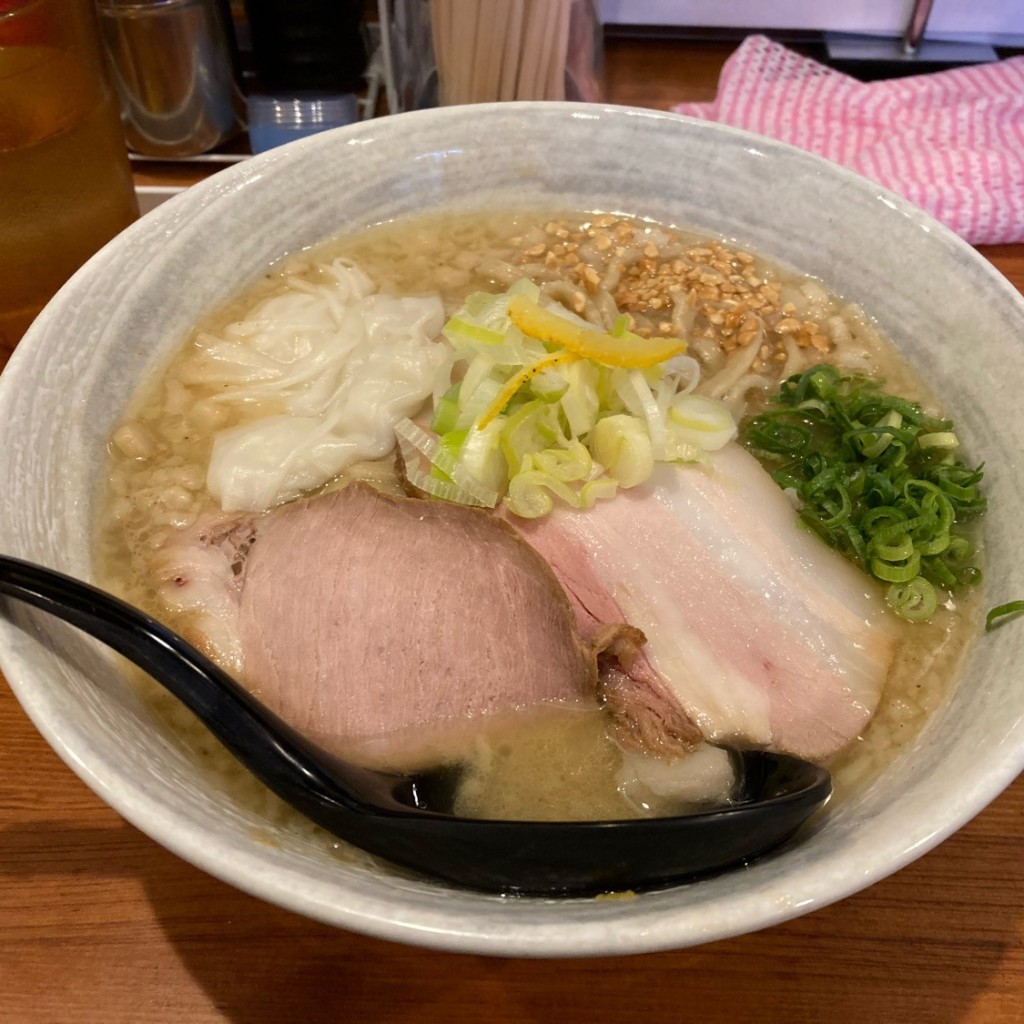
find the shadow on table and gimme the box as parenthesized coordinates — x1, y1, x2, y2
(5, 781, 1019, 1024)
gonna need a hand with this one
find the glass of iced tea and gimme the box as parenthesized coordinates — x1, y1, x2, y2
(0, 0, 139, 366)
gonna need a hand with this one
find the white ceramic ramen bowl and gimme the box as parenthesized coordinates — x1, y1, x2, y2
(1, 103, 1022, 957)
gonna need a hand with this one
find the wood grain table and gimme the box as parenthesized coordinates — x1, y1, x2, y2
(3, 36, 1024, 1024)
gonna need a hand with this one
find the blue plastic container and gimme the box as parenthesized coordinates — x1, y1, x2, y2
(246, 92, 359, 153)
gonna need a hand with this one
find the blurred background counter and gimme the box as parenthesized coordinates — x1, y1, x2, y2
(131, 26, 1024, 298)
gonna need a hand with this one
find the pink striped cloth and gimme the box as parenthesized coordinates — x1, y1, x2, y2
(671, 35, 1024, 245)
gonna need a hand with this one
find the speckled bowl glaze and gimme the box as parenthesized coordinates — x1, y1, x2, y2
(1, 104, 1022, 957)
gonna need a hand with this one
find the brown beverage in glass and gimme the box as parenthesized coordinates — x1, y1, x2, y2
(0, 0, 139, 366)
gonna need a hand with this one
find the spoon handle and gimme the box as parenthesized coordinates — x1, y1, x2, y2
(0, 555, 367, 812)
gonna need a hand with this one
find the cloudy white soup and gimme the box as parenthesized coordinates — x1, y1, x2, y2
(98, 210, 985, 860)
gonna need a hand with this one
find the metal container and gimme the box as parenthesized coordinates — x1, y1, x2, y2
(96, 0, 243, 157)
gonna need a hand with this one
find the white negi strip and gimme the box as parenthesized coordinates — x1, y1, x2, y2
(394, 417, 502, 507)
(200, 260, 446, 511)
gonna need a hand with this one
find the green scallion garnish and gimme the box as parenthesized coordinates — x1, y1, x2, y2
(986, 601, 1024, 632)
(741, 364, 986, 622)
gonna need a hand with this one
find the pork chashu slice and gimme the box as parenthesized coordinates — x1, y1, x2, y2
(234, 483, 628, 769)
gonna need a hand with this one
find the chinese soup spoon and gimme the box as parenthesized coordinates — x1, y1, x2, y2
(0, 555, 831, 896)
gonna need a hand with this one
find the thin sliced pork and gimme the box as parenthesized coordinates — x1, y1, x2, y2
(513, 443, 899, 761)
(167, 484, 629, 769)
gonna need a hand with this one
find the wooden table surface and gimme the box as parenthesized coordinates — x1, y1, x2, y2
(4, 36, 1024, 1024)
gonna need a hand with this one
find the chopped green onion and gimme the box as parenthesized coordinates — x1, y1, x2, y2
(416, 279, 733, 520)
(559, 360, 601, 438)
(476, 351, 575, 429)
(442, 316, 506, 347)
(986, 601, 1024, 632)
(870, 534, 915, 562)
(533, 441, 593, 483)
(431, 382, 462, 435)
(394, 417, 501, 508)
(506, 465, 578, 519)
(917, 431, 960, 450)
(850, 409, 901, 459)
(871, 551, 921, 583)
(458, 419, 508, 495)
(741, 364, 986, 622)
(507, 277, 541, 301)
(431, 428, 467, 482)
(611, 313, 631, 338)
(500, 400, 561, 476)
(530, 367, 569, 402)
(591, 414, 653, 489)
(668, 394, 738, 451)
(887, 578, 938, 621)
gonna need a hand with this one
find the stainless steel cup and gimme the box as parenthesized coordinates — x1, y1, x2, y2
(96, 0, 243, 157)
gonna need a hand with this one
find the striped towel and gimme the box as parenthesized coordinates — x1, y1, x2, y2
(672, 35, 1024, 245)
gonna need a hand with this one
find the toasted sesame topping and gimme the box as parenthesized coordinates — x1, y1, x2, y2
(507, 215, 835, 366)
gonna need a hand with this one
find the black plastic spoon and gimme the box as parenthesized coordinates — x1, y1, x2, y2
(0, 555, 831, 896)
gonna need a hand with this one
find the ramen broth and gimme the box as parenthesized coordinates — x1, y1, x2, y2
(97, 210, 981, 844)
